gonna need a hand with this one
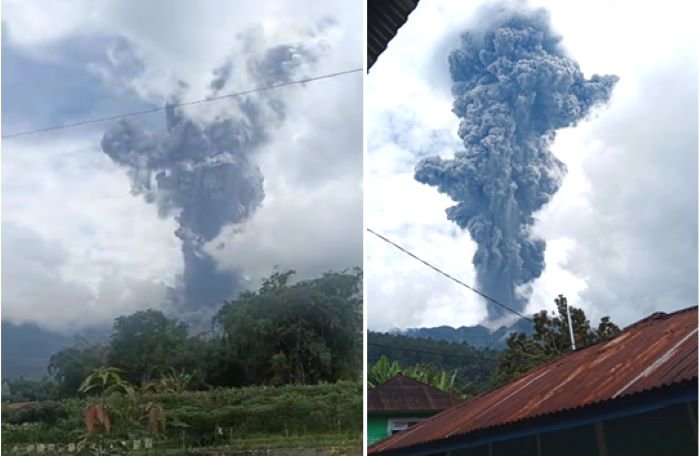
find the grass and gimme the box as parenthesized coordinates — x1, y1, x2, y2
(214, 432, 360, 450)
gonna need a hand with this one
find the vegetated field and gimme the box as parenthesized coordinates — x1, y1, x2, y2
(2, 381, 362, 453)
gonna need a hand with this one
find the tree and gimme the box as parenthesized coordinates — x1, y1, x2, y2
(42, 268, 362, 395)
(49, 342, 108, 397)
(107, 309, 189, 384)
(215, 268, 363, 385)
(493, 296, 621, 384)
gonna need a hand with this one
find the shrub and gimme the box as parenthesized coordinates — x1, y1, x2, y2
(2, 382, 362, 447)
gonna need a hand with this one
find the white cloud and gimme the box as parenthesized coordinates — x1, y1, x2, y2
(3, 0, 361, 103)
(2, 0, 96, 51)
(366, 140, 488, 330)
(2, 135, 182, 331)
(207, 68, 363, 284)
(366, 1, 490, 331)
(532, 56, 698, 325)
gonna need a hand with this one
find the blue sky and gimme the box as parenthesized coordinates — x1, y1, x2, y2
(367, 0, 698, 330)
(1, 22, 158, 136)
(1, 0, 362, 332)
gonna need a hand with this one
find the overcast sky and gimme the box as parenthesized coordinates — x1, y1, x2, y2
(367, 0, 698, 330)
(2, 0, 362, 333)
(2, 0, 698, 335)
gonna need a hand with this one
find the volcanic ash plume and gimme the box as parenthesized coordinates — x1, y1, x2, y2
(101, 108, 266, 309)
(414, 8, 618, 320)
(101, 42, 315, 311)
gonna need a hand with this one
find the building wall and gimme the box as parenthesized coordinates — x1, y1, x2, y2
(432, 401, 698, 456)
(368, 413, 435, 446)
(368, 416, 389, 446)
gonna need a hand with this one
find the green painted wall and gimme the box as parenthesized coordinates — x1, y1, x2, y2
(368, 413, 436, 446)
(368, 416, 388, 446)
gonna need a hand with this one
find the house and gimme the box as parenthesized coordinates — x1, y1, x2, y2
(369, 306, 698, 455)
(368, 373, 462, 445)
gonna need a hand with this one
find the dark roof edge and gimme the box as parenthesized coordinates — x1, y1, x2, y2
(368, 407, 455, 415)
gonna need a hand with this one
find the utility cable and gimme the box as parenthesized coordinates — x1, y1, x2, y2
(2, 67, 363, 139)
(366, 228, 533, 322)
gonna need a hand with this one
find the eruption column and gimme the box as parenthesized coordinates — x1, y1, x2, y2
(415, 8, 618, 319)
(100, 43, 314, 311)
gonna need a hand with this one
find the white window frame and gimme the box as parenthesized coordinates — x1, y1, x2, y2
(387, 417, 424, 435)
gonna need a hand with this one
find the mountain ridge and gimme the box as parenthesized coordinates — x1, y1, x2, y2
(395, 318, 534, 349)
(2, 321, 108, 380)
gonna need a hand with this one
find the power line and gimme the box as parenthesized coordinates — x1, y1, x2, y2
(366, 228, 533, 322)
(2, 67, 363, 139)
(368, 342, 500, 363)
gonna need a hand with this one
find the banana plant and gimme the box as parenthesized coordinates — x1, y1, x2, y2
(79, 367, 135, 397)
(141, 368, 194, 394)
(79, 366, 171, 439)
(369, 357, 461, 395)
(368, 356, 401, 388)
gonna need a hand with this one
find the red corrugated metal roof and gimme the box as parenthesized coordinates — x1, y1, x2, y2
(368, 373, 463, 413)
(369, 306, 698, 454)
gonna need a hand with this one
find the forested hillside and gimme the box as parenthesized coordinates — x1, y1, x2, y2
(2, 269, 363, 453)
(401, 318, 534, 349)
(368, 331, 501, 394)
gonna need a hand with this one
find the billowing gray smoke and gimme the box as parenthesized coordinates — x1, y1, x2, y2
(101, 43, 312, 311)
(415, 7, 618, 320)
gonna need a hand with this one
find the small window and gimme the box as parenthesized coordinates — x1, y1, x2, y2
(388, 418, 423, 435)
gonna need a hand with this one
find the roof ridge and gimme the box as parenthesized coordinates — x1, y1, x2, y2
(623, 305, 698, 331)
(374, 372, 457, 395)
(497, 305, 700, 386)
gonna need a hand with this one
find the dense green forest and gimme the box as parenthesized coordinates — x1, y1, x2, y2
(2, 269, 363, 453)
(367, 331, 501, 395)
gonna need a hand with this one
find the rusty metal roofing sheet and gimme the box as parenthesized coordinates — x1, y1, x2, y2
(368, 373, 463, 413)
(368, 0, 420, 70)
(369, 306, 698, 454)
